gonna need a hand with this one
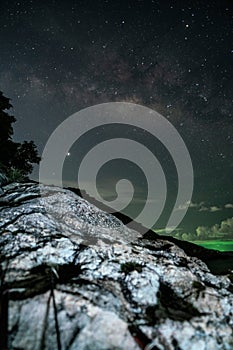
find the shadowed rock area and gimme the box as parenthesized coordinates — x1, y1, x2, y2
(0, 182, 232, 349)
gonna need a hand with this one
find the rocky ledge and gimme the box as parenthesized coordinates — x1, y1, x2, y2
(0, 182, 232, 350)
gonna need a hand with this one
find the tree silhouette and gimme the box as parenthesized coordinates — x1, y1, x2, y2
(0, 91, 40, 180)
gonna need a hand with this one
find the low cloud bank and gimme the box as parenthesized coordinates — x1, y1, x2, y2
(169, 217, 233, 241)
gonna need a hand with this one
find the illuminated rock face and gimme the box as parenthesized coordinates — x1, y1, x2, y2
(0, 182, 232, 350)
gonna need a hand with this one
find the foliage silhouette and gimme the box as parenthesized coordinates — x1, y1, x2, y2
(0, 91, 40, 181)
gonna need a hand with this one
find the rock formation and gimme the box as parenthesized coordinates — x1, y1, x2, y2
(0, 170, 8, 188)
(0, 182, 232, 349)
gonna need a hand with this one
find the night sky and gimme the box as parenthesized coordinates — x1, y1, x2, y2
(0, 0, 233, 238)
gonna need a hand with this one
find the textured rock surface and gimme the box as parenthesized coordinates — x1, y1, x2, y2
(0, 170, 8, 188)
(0, 182, 232, 350)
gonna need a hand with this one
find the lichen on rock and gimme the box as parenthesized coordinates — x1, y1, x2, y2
(0, 183, 232, 349)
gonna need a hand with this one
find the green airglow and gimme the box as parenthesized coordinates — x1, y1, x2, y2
(191, 240, 233, 252)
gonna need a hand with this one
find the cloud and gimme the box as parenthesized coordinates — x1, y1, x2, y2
(157, 216, 233, 242)
(175, 201, 190, 211)
(219, 217, 233, 234)
(175, 200, 199, 211)
(199, 206, 209, 212)
(190, 201, 204, 208)
(175, 201, 224, 212)
(198, 204, 222, 212)
(175, 200, 233, 213)
(209, 206, 222, 212)
(195, 217, 233, 239)
(200, 204, 233, 212)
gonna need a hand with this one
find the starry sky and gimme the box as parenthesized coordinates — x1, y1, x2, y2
(0, 0, 233, 237)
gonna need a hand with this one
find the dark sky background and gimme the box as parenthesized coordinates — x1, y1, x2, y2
(0, 0, 233, 236)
